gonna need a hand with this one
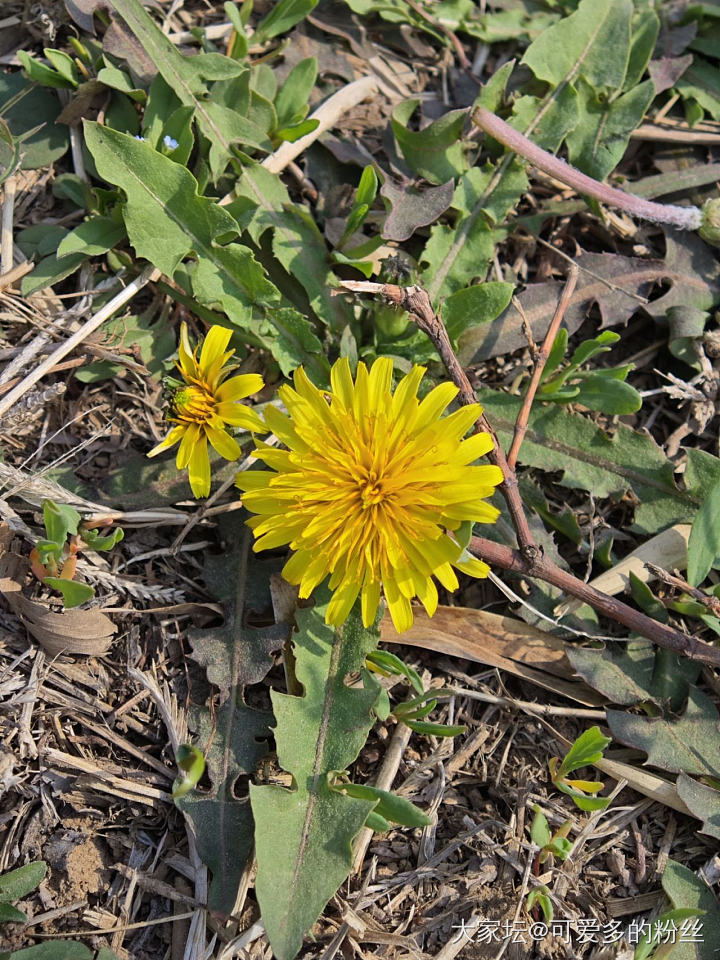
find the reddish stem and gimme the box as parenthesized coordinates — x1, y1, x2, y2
(471, 106, 703, 231)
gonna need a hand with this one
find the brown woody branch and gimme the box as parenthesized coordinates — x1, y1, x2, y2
(472, 537, 720, 667)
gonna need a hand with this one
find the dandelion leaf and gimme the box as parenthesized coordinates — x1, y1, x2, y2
(676, 775, 720, 842)
(251, 594, 384, 960)
(177, 701, 271, 915)
(84, 123, 314, 369)
(233, 163, 353, 334)
(179, 524, 277, 913)
(477, 389, 699, 534)
(188, 518, 288, 700)
(110, 0, 253, 176)
(660, 860, 720, 960)
(607, 687, 720, 779)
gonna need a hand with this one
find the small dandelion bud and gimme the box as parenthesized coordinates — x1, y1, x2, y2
(163, 135, 179, 150)
(699, 199, 720, 247)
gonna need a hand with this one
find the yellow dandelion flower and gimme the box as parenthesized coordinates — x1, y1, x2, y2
(148, 323, 265, 498)
(237, 356, 504, 633)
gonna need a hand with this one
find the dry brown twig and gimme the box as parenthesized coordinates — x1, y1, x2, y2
(507, 264, 578, 469)
(335, 278, 720, 668)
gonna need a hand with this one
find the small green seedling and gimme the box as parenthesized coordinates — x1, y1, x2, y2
(172, 744, 206, 800)
(526, 806, 572, 922)
(548, 726, 612, 811)
(526, 885, 554, 924)
(30, 499, 124, 608)
(538, 330, 642, 415)
(530, 805, 573, 863)
(366, 649, 467, 738)
(330, 775, 432, 833)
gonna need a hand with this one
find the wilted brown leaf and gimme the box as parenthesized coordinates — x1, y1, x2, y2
(0, 554, 116, 656)
(381, 605, 604, 705)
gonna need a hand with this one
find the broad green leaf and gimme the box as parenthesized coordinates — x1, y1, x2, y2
(0, 862, 46, 901)
(84, 122, 237, 276)
(566, 78, 655, 181)
(391, 100, 468, 184)
(43, 499, 80, 547)
(178, 521, 275, 913)
(660, 860, 720, 960)
(82, 312, 176, 380)
(97, 65, 146, 101)
(56, 216, 126, 260)
(567, 642, 701, 710)
(17, 51, 76, 89)
(476, 389, 699, 534)
(687, 479, 720, 586)
(441, 282, 514, 345)
(676, 774, 720, 841)
(607, 687, 720, 778)
(558, 726, 611, 776)
(43, 578, 95, 608)
(44, 49, 79, 85)
(266, 307, 326, 378)
(422, 162, 527, 303)
(509, 86, 579, 152)
(474, 60, 515, 113)
(442, 281, 513, 362)
(21, 251, 87, 296)
(250, 592, 384, 960)
(572, 374, 642, 415)
(521, 0, 632, 90)
(0, 72, 69, 169)
(274, 58, 317, 129)
(254, 0, 319, 42)
(0, 903, 27, 923)
(84, 124, 305, 363)
(231, 163, 352, 333)
(275, 118, 319, 143)
(110, 0, 252, 177)
(624, 8, 660, 90)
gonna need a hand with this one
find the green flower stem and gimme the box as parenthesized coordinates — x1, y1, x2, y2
(471, 105, 704, 232)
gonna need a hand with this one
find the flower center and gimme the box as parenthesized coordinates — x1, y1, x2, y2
(359, 471, 387, 508)
(172, 384, 216, 423)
